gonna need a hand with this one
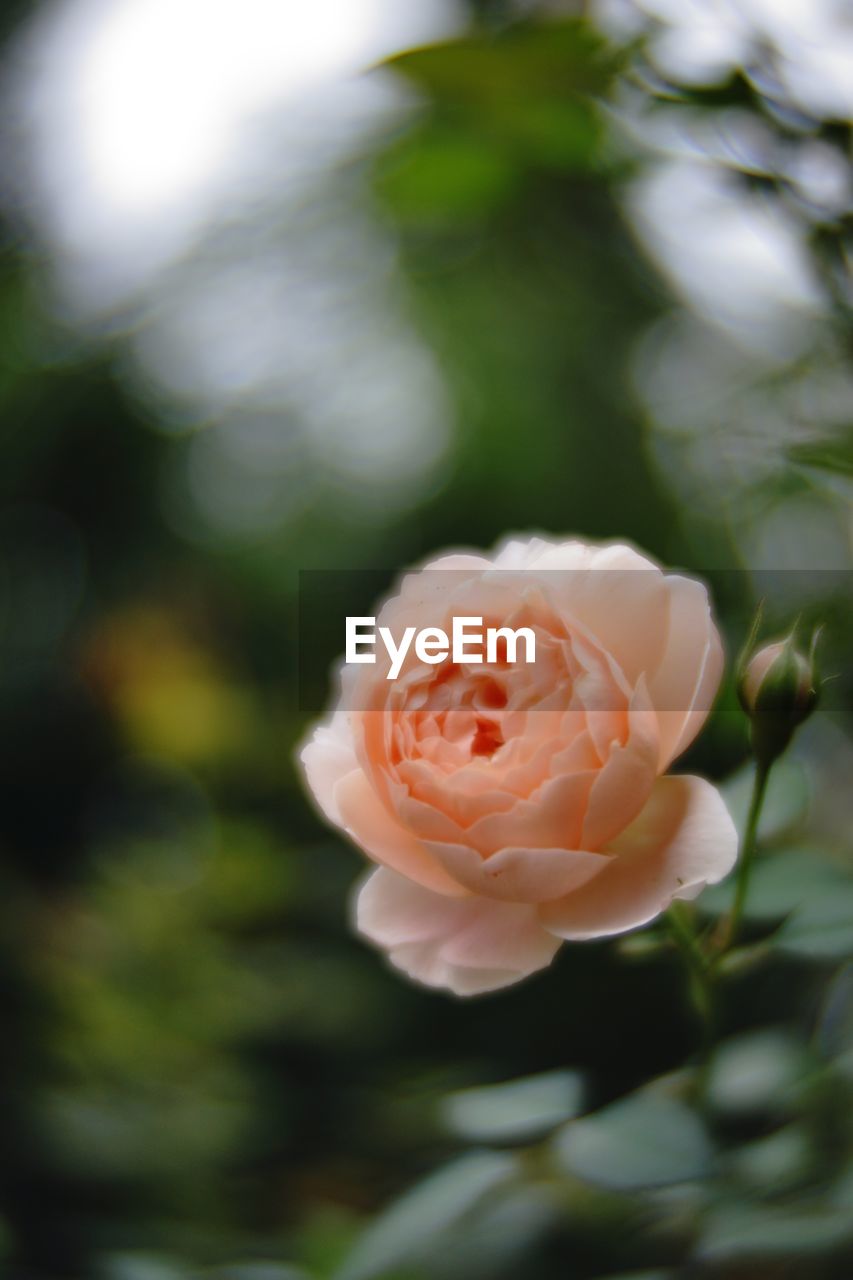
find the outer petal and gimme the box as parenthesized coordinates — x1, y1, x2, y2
(335, 769, 466, 897)
(551, 544, 670, 689)
(355, 867, 562, 995)
(580, 683, 660, 850)
(540, 775, 737, 941)
(648, 575, 725, 769)
(298, 711, 358, 825)
(422, 841, 610, 903)
(493, 536, 593, 572)
(495, 537, 670, 687)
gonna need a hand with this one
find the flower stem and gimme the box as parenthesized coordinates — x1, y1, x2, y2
(717, 761, 771, 955)
(666, 901, 715, 1072)
(665, 758, 775, 1103)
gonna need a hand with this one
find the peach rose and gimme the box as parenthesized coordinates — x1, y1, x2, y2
(299, 536, 737, 995)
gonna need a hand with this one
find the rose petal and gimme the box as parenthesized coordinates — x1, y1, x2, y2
(495, 539, 670, 687)
(493, 536, 593, 572)
(355, 866, 561, 995)
(559, 546, 670, 688)
(462, 770, 595, 855)
(540, 775, 737, 940)
(580, 685, 660, 849)
(648, 575, 724, 768)
(334, 769, 466, 897)
(298, 712, 358, 825)
(424, 841, 611, 903)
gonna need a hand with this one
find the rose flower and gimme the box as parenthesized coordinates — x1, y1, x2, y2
(299, 536, 737, 995)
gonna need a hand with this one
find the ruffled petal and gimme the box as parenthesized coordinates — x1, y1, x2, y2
(355, 866, 561, 995)
(494, 538, 670, 686)
(580, 684, 660, 849)
(648, 575, 724, 768)
(540, 775, 737, 940)
(334, 769, 465, 897)
(423, 841, 610, 903)
(298, 712, 358, 825)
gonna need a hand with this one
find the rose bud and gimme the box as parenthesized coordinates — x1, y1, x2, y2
(738, 631, 819, 766)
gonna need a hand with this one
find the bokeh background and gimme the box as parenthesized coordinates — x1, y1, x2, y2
(0, 1, 851, 1277)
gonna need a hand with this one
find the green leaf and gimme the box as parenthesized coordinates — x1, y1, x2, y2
(788, 427, 853, 476)
(725, 1124, 812, 1193)
(213, 1267, 309, 1280)
(722, 760, 810, 844)
(440, 1070, 584, 1144)
(376, 125, 520, 225)
(484, 97, 601, 169)
(384, 22, 620, 105)
(336, 1151, 517, 1280)
(98, 1256, 192, 1280)
(417, 1183, 559, 1280)
(775, 889, 853, 959)
(555, 1088, 712, 1191)
(698, 846, 852, 924)
(595, 1274, 673, 1280)
(817, 962, 853, 1067)
(379, 25, 613, 182)
(706, 1029, 808, 1117)
(697, 1204, 853, 1261)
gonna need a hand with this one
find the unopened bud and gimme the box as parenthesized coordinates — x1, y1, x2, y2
(738, 631, 819, 766)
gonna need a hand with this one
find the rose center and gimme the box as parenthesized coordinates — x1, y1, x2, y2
(471, 716, 504, 758)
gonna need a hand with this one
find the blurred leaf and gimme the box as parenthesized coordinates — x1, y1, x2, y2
(440, 1069, 584, 1144)
(817, 962, 853, 1067)
(212, 1266, 310, 1280)
(199, 820, 295, 924)
(831, 1164, 853, 1209)
(384, 23, 620, 104)
(485, 97, 600, 169)
(555, 1088, 712, 1191)
(380, 22, 614, 183)
(788, 427, 853, 476)
(336, 1151, 517, 1280)
(41, 1074, 252, 1182)
(721, 760, 810, 844)
(706, 1029, 809, 1118)
(725, 1124, 812, 1194)
(715, 941, 772, 977)
(97, 1255, 192, 1280)
(376, 124, 519, 225)
(775, 888, 853, 960)
(595, 1273, 673, 1280)
(418, 1182, 559, 1280)
(295, 1205, 360, 1279)
(697, 1203, 853, 1262)
(617, 932, 669, 960)
(697, 846, 850, 923)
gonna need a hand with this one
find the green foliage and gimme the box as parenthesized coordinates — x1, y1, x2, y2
(385, 23, 621, 104)
(440, 1070, 584, 1144)
(337, 1152, 517, 1280)
(789, 427, 853, 477)
(555, 1085, 713, 1191)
